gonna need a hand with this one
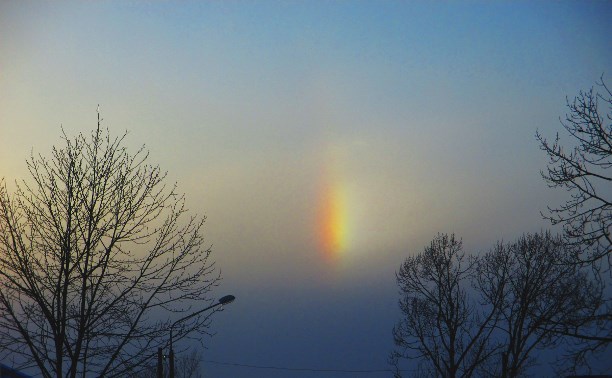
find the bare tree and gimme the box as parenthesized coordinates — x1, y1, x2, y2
(476, 232, 603, 377)
(131, 349, 203, 378)
(392, 232, 607, 377)
(391, 234, 498, 378)
(173, 349, 203, 378)
(536, 79, 612, 365)
(536, 78, 612, 267)
(0, 110, 221, 378)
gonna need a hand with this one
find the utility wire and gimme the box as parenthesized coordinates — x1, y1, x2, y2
(201, 359, 409, 374)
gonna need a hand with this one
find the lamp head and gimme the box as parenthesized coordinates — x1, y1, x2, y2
(218, 295, 235, 305)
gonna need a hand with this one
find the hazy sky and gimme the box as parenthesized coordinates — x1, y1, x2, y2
(1, 1, 611, 377)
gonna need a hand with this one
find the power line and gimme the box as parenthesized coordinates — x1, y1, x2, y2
(201, 359, 398, 374)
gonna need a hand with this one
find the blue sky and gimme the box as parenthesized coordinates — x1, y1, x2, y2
(1, 1, 611, 376)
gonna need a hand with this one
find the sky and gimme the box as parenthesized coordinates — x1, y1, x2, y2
(1, 1, 611, 377)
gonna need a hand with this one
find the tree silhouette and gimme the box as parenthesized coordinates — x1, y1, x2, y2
(391, 234, 498, 378)
(0, 110, 220, 378)
(130, 349, 204, 378)
(536, 78, 611, 267)
(476, 232, 602, 377)
(392, 232, 603, 377)
(536, 79, 612, 365)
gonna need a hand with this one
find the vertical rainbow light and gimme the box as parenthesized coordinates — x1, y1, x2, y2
(317, 170, 349, 263)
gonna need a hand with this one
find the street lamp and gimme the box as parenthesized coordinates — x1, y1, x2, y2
(158, 295, 235, 378)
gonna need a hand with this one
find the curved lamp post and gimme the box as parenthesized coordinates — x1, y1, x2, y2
(158, 295, 235, 378)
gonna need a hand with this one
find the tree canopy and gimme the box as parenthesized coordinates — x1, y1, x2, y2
(0, 112, 220, 378)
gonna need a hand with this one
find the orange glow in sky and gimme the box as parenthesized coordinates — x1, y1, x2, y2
(317, 178, 347, 263)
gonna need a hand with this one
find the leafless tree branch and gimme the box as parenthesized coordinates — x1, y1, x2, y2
(0, 112, 221, 377)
